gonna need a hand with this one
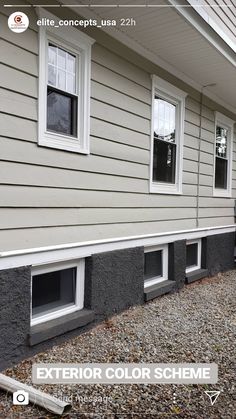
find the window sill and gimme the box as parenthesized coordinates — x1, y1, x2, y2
(38, 134, 89, 154)
(144, 280, 175, 302)
(213, 189, 232, 198)
(185, 268, 208, 284)
(29, 309, 94, 346)
(150, 183, 182, 195)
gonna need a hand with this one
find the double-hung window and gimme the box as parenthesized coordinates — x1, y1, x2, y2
(150, 75, 187, 194)
(213, 112, 234, 197)
(38, 11, 94, 153)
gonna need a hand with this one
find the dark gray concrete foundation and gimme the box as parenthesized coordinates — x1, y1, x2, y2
(85, 247, 144, 319)
(168, 240, 186, 290)
(205, 232, 235, 276)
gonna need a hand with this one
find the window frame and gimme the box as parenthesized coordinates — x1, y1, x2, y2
(150, 75, 187, 195)
(213, 112, 234, 198)
(144, 244, 168, 288)
(31, 259, 85, 326)
(185, 239, 201, 274)
(38, 13, 94, 154)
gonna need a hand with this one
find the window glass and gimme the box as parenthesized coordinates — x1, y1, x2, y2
(144, 250, 162, 281)
(32, 267, 76, 318)
(154, 97, 176, 142)
(48, 43, 76, 95)
(153, 97, 176, 184)
(47, 88, 77, 136)
(186, 243, 198, 268)
(215, 125, 228, 189)
(216, 126, 228, 158)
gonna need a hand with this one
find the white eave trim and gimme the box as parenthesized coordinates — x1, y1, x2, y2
(0, 224, 235, 270)
(167, 0, 236, 68)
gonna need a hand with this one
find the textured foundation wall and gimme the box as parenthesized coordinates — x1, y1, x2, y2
(0, 267, 31, 371)
(205, 232, 235, 276)
(0, 235, 234, 370)
(168, 240, 186, 290)
(85, 247, 144, 319)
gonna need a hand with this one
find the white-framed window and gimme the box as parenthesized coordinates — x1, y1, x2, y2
(213, 112, 234, 197)
(186, 239, 201, 273)
(31, 259, 85, 326)
(144, 244, 168, 288)
(150, 75, 187, 194)
(38, 11, 94, 154)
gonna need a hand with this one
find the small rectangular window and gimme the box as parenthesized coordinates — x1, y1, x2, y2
(32, 267, 76, 318)
(213, 112, 234, 197)
(31, 260, 84, 326)
(186, 240, 201, 273)
(144, 250, 162, 280)
(144, 245, 168, 288)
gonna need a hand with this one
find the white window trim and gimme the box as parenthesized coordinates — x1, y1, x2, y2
(38, 9, 95, 154)
(150, 75, 187, 195)
(144, 244, 168, 288)
(31, 259, 85, 326)
(213, 112, 234, 198)
(186, 239, 201, 273)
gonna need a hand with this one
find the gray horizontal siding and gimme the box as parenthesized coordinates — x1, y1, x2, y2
(0, 16, 235, 251)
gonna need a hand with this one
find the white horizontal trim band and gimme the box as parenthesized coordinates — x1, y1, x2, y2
(0, 224, 235, 270)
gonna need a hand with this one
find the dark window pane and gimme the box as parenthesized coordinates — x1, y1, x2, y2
(144, 250, 162, 281)
(47, 87, 77, 136)
(215, 157, 227, 189)
(153, 138, 176, 183)
(32, 267, 76, 317)
(186, 244, 198, 268)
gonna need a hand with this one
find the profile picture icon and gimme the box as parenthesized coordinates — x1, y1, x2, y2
(14, 15, 23, 24)
(8, 11, 29, 33)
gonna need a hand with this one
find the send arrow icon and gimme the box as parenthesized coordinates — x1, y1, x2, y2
(205, 390, 221, 405)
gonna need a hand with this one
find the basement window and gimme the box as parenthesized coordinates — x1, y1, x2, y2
(186, 239, 201, 273)
(31, 260, 85, 326)
(144, 245, 168, 288)
(213, 112, 234, 197)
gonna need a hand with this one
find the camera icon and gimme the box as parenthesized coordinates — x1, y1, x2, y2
(13, 390, 29, 405)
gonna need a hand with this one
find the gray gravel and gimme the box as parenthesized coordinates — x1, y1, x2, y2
(0, 271, 235, 418)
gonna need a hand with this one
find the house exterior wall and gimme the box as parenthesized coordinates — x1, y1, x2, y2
(0, 7, 236, 253)
(0, 3, 235, 369)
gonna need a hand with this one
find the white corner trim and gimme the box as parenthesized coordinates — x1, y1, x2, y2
(0, 225, 235, 271)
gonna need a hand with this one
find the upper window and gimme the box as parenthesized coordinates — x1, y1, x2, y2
(47, 44, 78, 137)
(214, 112, 234, 197)
(38, 13, 94, 153)
(31, 260, 85, 326)
(150, 75, 187, 194)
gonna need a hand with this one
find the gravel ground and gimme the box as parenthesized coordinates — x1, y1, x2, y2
(0, 271, 235, 419)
